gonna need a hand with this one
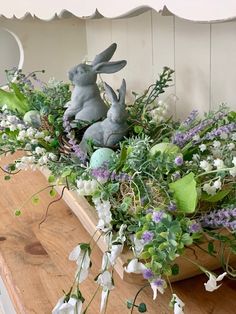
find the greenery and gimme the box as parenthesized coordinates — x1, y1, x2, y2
(0, 67, 236, 313)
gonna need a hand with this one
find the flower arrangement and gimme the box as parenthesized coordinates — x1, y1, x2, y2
(0, 63, 236, 314)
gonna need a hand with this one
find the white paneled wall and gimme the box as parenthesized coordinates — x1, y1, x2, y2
(86, 11, 236, 117)
(1, 11, 236, 118)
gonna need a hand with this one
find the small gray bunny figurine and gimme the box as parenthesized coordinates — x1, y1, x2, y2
(79, 79, 128, 152)
(64, 43, 127, 123)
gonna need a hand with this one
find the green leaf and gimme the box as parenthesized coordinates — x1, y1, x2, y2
(4, 175, 11, 181)
(171, 263, 179, 276)
(48, 175, 55, 183)
(208, 242, 216, 255)
(49, 188, 57, 197)
(169, 172, 197, 213)
(201, 189, 231, 202)
(134, 125, 144, 134)
(61, 169, 71, 178)
(32, 195, 40, 205)
(15, 209, 21, 216)
(116, 144, 128, 172)
(138, 303, 147, 313)
(0, 85, 30, 115)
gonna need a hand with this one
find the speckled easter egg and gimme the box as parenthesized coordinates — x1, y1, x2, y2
(150, 142, 180, 156)
(23, 110, 41, 128)
(90, 148, 115, 169)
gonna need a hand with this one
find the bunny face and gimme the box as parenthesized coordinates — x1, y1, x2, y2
(68, 64, 97, 86)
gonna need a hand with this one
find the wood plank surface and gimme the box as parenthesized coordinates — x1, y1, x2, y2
(0, 154, 236, 314)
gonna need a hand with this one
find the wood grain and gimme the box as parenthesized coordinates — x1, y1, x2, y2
(0, 155, 236, 314)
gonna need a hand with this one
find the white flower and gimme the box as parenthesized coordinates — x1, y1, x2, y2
(229, 167, 236, 177)
(171, 294, 185, 314)
(125, 258, 147, 274)
(75, 268, 89, 284)
(48, 153, 57, 161)
(204, 271, 227, 292)
(31, 139, 38, 145)
(131, 235, 144, 257)
(77, 179, 98, 196)
(150, 278, 166, 300)
(25, 143, 32, 150)
(93, 198, 112, 232)
(213, 179, 221, 190)
(35, 146, 46, 155)
(192, 134, 200, 141)
(17, 130, 26, 141)
(35, 131, 45, 139)
(9, 124, 17, 131)
(231, 133, 236, 141)
(108, 244, 123, 266)
(228, 143, 235, 151)
(200, 160, 212, 172)
(203, 183, 216, 195)
(199, 144, 207, 152)
(101, 252, 111, 271)
(232, 157, 236, 167)
(192, 154, 200, 161)
(45, 136, 52, 142)
(27, 127, 35, 138)
(69, 245, 90, 269)
(52, 297, 82, 314)
(220, 132, 228, 140)
(2, 104, 8, 111)
(213, 158, 225, 170)
(96, 270, 114, 291)
(96, 271, 114, 312)
(213, 141, 221, 148)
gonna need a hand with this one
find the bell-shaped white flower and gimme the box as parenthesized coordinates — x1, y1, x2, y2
(124, 258, 147, 274)
(204, 271, 227, 292)
(107, 244, 124, 266)
(96, 271, 114, 313)
(171, 294, 185, 314)
(75, 267, 89, 284)
(69, 245, 90, 269)
(150, 278, 166, 300)
(52, 297, 82, 314)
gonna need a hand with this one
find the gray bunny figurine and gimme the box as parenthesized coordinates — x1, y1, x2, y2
(64, 43, 127, 123)
(79, 79, 128, 152)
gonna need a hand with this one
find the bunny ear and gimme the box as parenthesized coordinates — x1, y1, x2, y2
(104, 82, 118, 103)
(118, 79, 126, 103)
(92, 43, 117, 66)
(93, 60, 127, 74)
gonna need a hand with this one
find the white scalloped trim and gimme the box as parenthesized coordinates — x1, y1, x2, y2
(1, 0, 236, 22)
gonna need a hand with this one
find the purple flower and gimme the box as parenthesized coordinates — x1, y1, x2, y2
(203, 123, 236, 141)
(142, 231, 154, 243)
(168, 202, 177, 211)
(199, 207, 236, 231)
(182, 110, 199, 127)
(152, 211, 164, 223)
(152, 277, 165, 287)
(174, 156, 183, 166)
(143, 268, 154, 279)
(189, 222, 201, 233)
(146, 208, 153, 214)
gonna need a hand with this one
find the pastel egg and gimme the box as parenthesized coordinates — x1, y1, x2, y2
(90, 148, 115, 169)
(23, 110, 41, 128)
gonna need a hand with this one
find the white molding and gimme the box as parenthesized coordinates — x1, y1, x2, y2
(1, 0, 236, 22)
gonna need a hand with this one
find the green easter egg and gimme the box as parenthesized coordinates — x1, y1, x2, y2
(150, 142, 180, 156)
(90, 148, 115, 169)
(23, 110, 41, 128)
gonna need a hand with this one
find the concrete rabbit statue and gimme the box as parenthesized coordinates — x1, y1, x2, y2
(79, 79, 128, 152)
(64, 43, 127, 123)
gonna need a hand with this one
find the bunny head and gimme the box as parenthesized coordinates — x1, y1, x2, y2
(104, 79, 127, 124)
(68, 43, 127, 87)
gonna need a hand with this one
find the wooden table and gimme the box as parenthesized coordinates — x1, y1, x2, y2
(0, 155, 236, 314)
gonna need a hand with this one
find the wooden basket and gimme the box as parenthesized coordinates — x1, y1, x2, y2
(41, 169, 236, 284)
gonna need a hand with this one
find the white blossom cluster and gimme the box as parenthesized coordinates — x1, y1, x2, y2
(76, 178, 98, 195)
(92, 197, 112, 231)
(148, 99, 170, 123)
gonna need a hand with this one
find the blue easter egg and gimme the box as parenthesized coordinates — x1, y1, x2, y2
(90, 148, 115, 169)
